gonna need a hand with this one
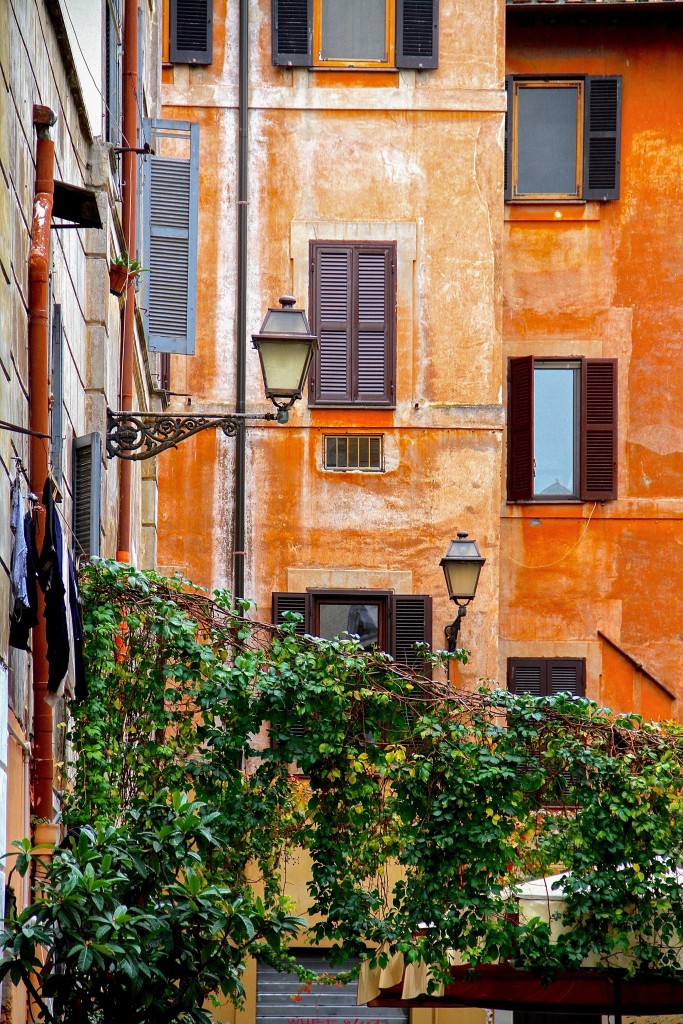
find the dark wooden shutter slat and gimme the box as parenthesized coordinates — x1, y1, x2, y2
(504, 75, 513, 201)
(393, 595, 432, 678)
(143, 120, 199, 355)
(581, 358, 617, 501)
(313, 247, 352, 403)
(272, 0, 312, 66)
(170, 0, 213, 64)
(355, 248, 392, 403)
(73, 434, 102, 560)
(583, 76, 621, 201)
(396, 0, 438, 70)
(508, 659, 545, 697)
(507, 356, 534, 501)
(273, 593, 308, 634)
(547, 659, 584, 697)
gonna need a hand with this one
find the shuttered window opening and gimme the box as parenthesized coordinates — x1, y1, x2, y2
(324, 435, 383, 472)
(272, 0, 437, 68)
(50, 304, 64, 493)
(258, 953, 408, 1024)
(310, 242, 395, 408)
(142, 119, 200, 355)
(273, 591, 432, 677)
(507, 356, 617, 502)
(505, 75, 621, 202)
(508, 658, 585, 699)
(105, 0, 122, 150)
(169, 0, 213, 64)
(72, 434, 102, 560)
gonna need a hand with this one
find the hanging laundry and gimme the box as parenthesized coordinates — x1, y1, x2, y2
(37, 478, 70, 693)
(9, 477, 39, 650)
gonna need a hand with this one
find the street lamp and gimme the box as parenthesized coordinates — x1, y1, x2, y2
(251, 296, 318, 422)
(440, 532, 485, 652)
(106, 295, 318, 460)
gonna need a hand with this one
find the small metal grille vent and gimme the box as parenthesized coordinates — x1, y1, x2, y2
(324, 435, 383, 472)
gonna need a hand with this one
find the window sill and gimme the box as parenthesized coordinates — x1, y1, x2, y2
(505, 203, 602, 223)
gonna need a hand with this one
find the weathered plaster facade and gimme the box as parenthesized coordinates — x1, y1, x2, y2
(501, 5, 683, 720)
(0, 1, 162, 1018)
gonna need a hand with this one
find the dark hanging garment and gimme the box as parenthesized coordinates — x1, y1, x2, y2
(9, 484, 39, 650)
(38, 480, 70, 693)
(67, 552, 87, 701)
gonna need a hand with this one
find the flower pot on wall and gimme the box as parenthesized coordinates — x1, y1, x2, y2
(110, 264, 129, 296)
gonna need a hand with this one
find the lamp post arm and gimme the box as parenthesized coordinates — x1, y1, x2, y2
(444, 602, 468, 654)
(106, 409, 279, 461)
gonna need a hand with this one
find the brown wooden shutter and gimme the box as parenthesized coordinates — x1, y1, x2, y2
(508, 659, 544, 696)
(272, 0, 312, 66)
(504, 76, 513, 201)
(310, 244, 353, 404)
(395, 0, 438, 70)
(507, 356, 534, 501)
(355, 246, 395, 406)
(392, 595, 432, 678)
(170, 0, 213, 64)
(583, 76, 621, 201)
(272, 593, 308, 634)
(581, 358, 617, 501)
(547, 659, 584, 697)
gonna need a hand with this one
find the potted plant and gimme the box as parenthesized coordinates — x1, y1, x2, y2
(110, 254, 147, 296)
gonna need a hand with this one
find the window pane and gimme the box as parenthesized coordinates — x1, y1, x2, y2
(516, 86, 579, 196)
(318, 603, 379, 649)
(321, 0, 386, 61)
(534, 367, 577, 497)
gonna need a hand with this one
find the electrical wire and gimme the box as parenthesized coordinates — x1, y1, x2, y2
(504, 502, 599, 569)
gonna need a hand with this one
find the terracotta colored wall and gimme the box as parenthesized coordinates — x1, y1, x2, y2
(501, 12, 683, 715)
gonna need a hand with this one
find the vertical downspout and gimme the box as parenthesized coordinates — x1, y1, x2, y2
(28, 105, 58, 838)
(116, 0, 139, 562)
(234, 0, 249, 600)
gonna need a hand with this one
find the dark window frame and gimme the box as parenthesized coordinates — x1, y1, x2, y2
(323, 434, 384, 472)
(507, 356, 618, 504)
(309, 240, 396, 409)
(505, 74, 622, 203)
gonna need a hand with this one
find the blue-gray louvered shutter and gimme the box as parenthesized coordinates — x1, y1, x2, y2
(73, 433, 102, 559)
(50, 304, 64, 492)
(143, 119, 199, 355)
(170, 0, 213, 64)
(396, 0, 439, 70)
(583, 76, 621, 201)
(272, 0, 312, 66)
(393, 595, 432, 677)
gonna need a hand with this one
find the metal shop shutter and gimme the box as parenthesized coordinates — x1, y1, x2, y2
(257, 952, 408, 1024)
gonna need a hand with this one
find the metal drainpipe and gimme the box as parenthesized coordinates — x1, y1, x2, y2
(28, 105, 60, 849)
(116, 0, 139, 562)
(233, 0, 249, 601)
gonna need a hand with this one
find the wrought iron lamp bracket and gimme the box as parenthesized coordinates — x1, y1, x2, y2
(106, 408, 283, 461)
(444, 600, 470, 653)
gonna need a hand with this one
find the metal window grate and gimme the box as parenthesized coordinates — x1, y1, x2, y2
(324, 434, 383, 471)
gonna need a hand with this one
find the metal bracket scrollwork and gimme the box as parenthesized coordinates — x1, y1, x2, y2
(106, 409, 277, 461)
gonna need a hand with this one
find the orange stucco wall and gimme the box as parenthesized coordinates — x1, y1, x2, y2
(501, 10, 683, 716)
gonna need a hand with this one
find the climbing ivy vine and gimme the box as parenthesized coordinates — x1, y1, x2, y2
(3, 559, 683, 1023)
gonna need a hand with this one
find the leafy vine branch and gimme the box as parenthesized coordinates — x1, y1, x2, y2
(3, 559, 683, 1024)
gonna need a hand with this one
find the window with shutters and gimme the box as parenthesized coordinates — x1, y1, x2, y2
(505, 76, 622, 202)
(273, 590, 432, 675)
(272, 0, 438, 70)
(309, 242, 396, 408)
(169, 0, 213, 64)
(72, 434, 102, 561)
(142, 119, 200, 356)
(507, 357, 618, 502)
(50, 304, 64, 493)
(508, 658, 585, 699)
(104, 0, 122, 149)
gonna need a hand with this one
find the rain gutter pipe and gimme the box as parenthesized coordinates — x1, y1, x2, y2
(234, 0, 249, 600)
(116, 0, 139, 562)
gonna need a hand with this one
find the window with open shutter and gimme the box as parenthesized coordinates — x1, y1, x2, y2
(50, 304, 64, 493)
(272, 0, 437, 69)
(73, 434, 102, 560)
(506, 75, 621, 202)
(274, 590, 431, 676)
(105, 0, 122, 149)
(310, 242, 395, 408)
(508, 658, 585, 698)
(507, 356, 617, 503)
(142, 119, 200, 355)
(170, 0, 213, 64)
